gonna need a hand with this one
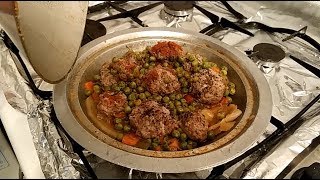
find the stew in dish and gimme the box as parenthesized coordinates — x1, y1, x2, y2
(83, 41, 242, 151)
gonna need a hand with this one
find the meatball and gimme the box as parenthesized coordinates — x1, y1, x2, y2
(100, 62, 117, 87)
(111, 51, 140, 81)
(97, 91, 127, 117)
(129, 100, 178, 139)
(143, 65, 180, 94)
(191, 69, 226, 104)
(181, 111, 209, 142)
(150, 41, 183, 60)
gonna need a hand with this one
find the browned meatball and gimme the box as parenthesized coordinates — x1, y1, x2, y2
(129, 101, 178, 139)
(191, 69, 226, 104)
(181, 111, 209, 141)
(143, 65, 180, 94)
(100, 62, 117, 87)
(150, 41, 183, 60)
(97, 91, 127, 117)
(110, 51, 140, 81)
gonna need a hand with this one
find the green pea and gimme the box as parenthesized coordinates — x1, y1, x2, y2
(155, 95, 162, 102)
(124, 106, 132, 113)
(116, 133, 124, 141)
(177, 72, 183, 78)
(177, 128, 182, 133)
(150, 62, 156, 68)
(229, 87, 236, 95)
(224, 89, 230, 96)
(180, 133, 187, 141)
(143, 63, 150, 69)
(168, 101, 175, 109)
(176, 94, 182, 100)
(128, 93, 136, 101)
(221, 66, 228, 71)
(134, 99, 142, 106)
(182, 87, 189, 93)
(128, 100, 135, 107)
(115, 118, 122, 124)
(112, 84, 121, 92)
(110, 69, 117, 75)
(189, 105, 195, 111)
(163, 96, 170, 103)
(124, 87, 132, 95)
(150, 56, 156, 61)
(140, 68, 146, 75)
(152, 138, 160, 144)
(118, 81, 127, 89)
(115, 123, 123, 131)
(176, 67, 184, 73)
(217, 112, 226, 120)
(163, 62, 169, 67)
(93, 74, 101, 81)
(137, 86, 144, 93)
(133, 67, 140, 77)
(139, 93, 146, 100)
(177, 106, 184, 113)
(228, 82, 235, 88)
(172, 130, 180, 138)
(180, 99, 187, 104)
(151, 142, 159, 149)
(130, 82, 137, 89)
(145, 91, 151, 98)
(221, 69, 227, 76)
(203, 61, 211, 69)
(180, 141, 188, 150)
(226, 96, 232, 103)
(178, 56, 185, 63)
(184, 72, 191, 79)
(193, 66, 201, 73)
(211, 62, 217, 67)
(163, 142, 170, 151)
(174, 62, 180, 68)
(181, 81, 188, 87)
(192, 60, 199, 67)
(175, 101, 182, 107)
(172, 108, 177, 115)
(169, 94, 176, 100)
(192, 76, 199, 82)
(85, 89, 93, 96)
(123, 125, 131, 132)
(207, 130, 215, 140)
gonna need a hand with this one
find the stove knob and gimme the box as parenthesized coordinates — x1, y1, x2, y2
(291, 162, 320, 179)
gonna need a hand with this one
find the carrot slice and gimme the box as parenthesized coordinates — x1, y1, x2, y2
(184, 94, 194, 104)
(220, 97, 229, 105)
(114, 112, 125, 118)
(168, 138, 180, 151)
(122, 133, 140, 146)
(154, 146, 162, 151)
(211, 66, 221, 73)
(84, 81, 94, 91)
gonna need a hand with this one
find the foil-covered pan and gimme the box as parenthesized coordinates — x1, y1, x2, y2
(53, 27, 272, 173)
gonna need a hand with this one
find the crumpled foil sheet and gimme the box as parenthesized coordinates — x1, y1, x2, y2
(0, 40, 83, 179)
(0, 1, 320, 179)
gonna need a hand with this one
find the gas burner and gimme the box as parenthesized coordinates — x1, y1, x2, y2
(248, 43, 286, 74)
(160, 1, 194, 24)
(81, 19, 107, 46)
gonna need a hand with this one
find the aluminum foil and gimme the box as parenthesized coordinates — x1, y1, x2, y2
(0, 1, 320, 179)
(0, 40, 84, 179)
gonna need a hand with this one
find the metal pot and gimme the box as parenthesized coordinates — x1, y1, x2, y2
(53, 27, 272, 173)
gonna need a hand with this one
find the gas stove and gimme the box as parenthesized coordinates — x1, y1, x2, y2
(0, 1, 320, 179)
